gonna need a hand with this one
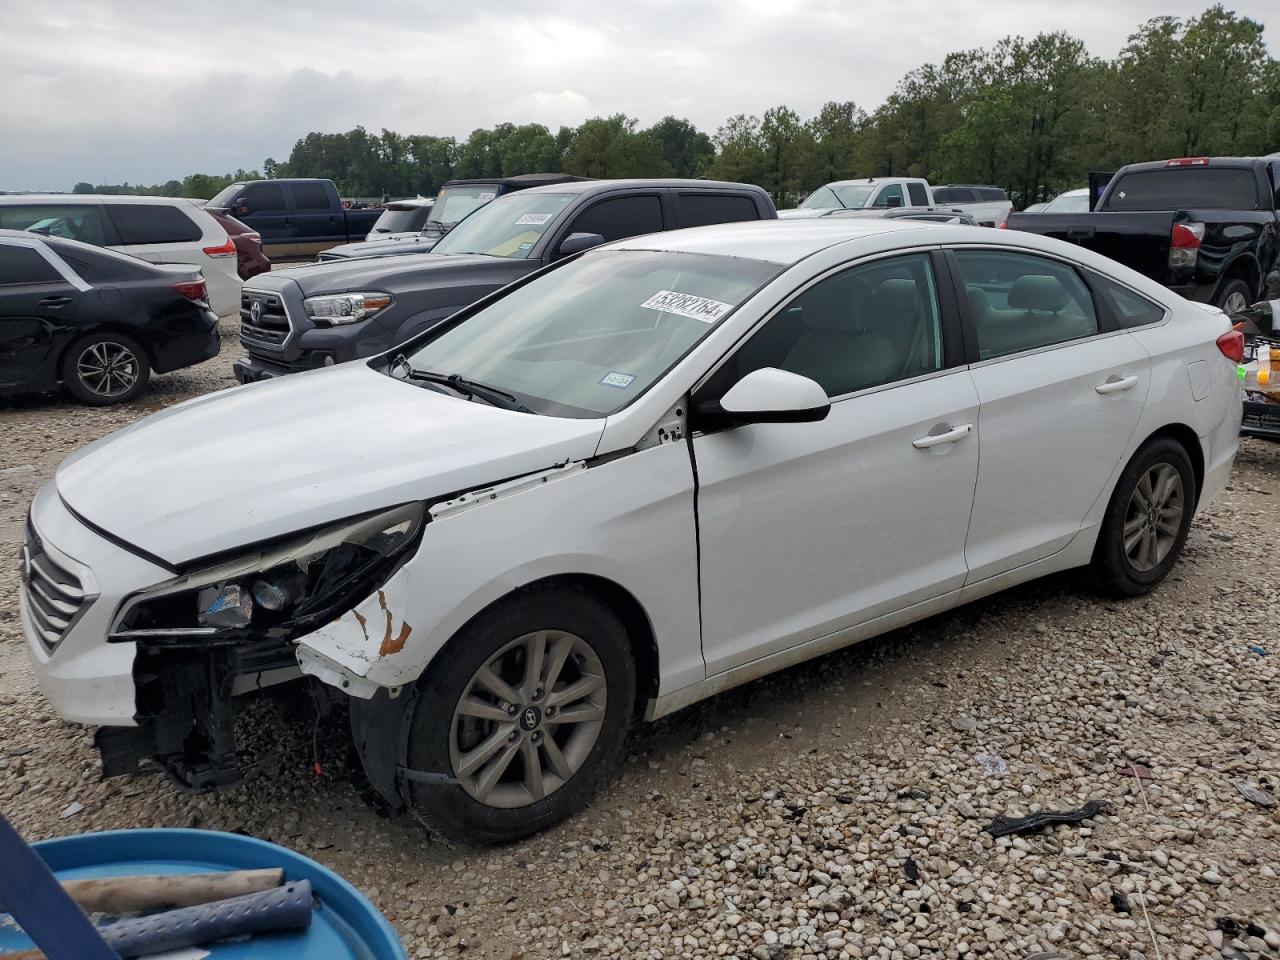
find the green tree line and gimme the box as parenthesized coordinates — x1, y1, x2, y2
(73, 5, 1279, 208)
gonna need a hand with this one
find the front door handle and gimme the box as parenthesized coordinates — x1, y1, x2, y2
(39, 296, 73, 307)
(912, 423, 973, 449)
(1095, 375, 1139, 395)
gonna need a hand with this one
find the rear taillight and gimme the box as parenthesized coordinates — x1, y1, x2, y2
(202, 236, 236, 257)
(1216, 329, 1245, 363)
(1168, 221, 1204, 269)
(172, 279, 208, 302)
(1166, 157, 1210, 167)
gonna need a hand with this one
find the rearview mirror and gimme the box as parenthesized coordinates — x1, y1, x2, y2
(557, 232, 606, 257)
(1237, 299, 1278, 336)
(710, 367, 831, 425)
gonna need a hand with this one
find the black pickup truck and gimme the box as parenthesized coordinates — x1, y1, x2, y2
(206, 179, 382, 261)
(232, 178, 776, 382)
(1006, 157, 1280, 312)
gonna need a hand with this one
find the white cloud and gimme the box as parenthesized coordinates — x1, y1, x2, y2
(2, 0, 1274, 189)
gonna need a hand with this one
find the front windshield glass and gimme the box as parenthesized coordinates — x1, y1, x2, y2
(1042, 191, 1090, 213)
(372, 205, 432, 233)
(427, 184, 504, 231)
(430, 192, 573, 259)
(799, 184, 876, 210)
(208, 183, 244, 208)
(401, 250, 781, 417)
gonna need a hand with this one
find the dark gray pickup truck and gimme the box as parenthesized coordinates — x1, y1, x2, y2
(1006, 156, 1280, 312)
(232, 179, 776, 382)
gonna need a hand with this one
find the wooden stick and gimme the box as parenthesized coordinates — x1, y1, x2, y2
(62, 868, 284, 914)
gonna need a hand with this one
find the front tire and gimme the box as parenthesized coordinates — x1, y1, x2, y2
(400, 585, 635, 844)
(1215, 277, 1252, 317)
(62, 331, 150, 405)
(1091, 437, 1195, 596)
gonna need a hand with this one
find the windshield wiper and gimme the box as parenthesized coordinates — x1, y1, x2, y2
(390, 356, 531, 412)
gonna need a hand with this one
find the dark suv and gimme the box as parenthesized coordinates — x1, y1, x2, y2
(233, 179, 776, 382)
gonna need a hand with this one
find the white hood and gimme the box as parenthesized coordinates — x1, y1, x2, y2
(55, 364, 605, 565)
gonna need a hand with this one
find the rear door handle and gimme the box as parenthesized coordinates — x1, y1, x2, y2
(913, 423, 973, 449)
(38, 296, 73, 307)
(1095, 375, 1139, 395)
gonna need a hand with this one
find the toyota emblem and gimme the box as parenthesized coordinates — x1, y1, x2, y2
(250, 299, 263, 324)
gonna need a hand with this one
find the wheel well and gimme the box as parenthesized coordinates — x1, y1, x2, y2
(1141, 423, 1204, 502)
(1220, 255, 1261, 300)
(54, 325, 155, 380)
(486, 574, 661, 717)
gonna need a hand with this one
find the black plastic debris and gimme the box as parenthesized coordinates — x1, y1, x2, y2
(904, 858, 921, 883)
(983, 799, 1108, 838)
(1216, 917, 1242, 937)
(1111, 891, 1131, 913)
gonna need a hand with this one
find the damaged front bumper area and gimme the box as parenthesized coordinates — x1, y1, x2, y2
(23, 491, 428, 793)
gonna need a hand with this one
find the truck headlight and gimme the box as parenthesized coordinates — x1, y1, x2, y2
(110, 503, 424, 642)
(304, 291, 392, 325)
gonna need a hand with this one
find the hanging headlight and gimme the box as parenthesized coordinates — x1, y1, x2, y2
(110, 503, 424, 642)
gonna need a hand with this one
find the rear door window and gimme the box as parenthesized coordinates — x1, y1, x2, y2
(953, 249, 1099, 360)
(678, 193, 758, 227)
(291, 182, 332, 211)
(0, 245, 62, 285)
(104, 204, 203, 245)
(979, 188, 1008, 201)
(907, 182, 929, 206)
(1090, 274, 1166, 328)
(564, 195, 664, 242)
(239, 182, 287, 214)
(1105, 168, 1261, 210)
(0, 205, 108, 245)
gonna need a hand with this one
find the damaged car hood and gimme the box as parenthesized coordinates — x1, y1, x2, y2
(55, 364, 605, 566)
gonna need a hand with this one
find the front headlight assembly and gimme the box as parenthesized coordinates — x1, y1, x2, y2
(303, 291, 392, 326)
(110, 503, 424, 642)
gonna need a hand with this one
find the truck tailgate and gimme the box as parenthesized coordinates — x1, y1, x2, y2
(1005, 211, 1176, 280)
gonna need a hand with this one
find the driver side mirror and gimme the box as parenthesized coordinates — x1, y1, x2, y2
(699, 367, 831, 427)
(1237, 299, 1277, 335)
(232, 201, 250, 217)
(557, 232, 606, 257)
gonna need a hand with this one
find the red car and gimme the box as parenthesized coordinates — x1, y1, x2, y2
(206, 209, 270, 280)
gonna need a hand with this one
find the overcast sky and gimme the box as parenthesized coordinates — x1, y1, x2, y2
(3, 0, 1275, 191)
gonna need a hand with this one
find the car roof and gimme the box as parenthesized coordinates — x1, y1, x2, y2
(515, 178, 770, 198)
(0, 194, 190, 206)
(443, 173, 592, 189)
(823, 177, 926, 186)
(606, 217, 942, 264)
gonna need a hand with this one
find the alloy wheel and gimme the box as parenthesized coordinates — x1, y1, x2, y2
(449, 630, 606, 809)
(76, 341, 140, 398)
(1222, 291, 1249, 316)
(1123, 462, 1185, 572)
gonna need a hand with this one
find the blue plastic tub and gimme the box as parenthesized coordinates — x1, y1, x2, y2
(0, 828, 406, 959)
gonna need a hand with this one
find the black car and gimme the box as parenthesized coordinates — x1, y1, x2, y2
(1006, 156, 1280, 310)
(233, 178, 776, 382)
(0, 231, 220, 405)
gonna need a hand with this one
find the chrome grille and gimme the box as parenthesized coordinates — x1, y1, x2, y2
(21, 521, 87, 653)
(239, 290, 291, 345)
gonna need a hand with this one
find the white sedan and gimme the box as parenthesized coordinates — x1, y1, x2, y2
(20, 219, 1243, 843)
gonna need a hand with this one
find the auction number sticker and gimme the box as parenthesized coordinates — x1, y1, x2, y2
(640, 290, 734, 323)
(515, 212, 553, 225)
(477, 192, 497, 202)
(599, 371, 636, 388)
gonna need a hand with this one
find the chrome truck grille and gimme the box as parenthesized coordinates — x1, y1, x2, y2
(20, 520, 88, 653)
(239, 290, 291, 345)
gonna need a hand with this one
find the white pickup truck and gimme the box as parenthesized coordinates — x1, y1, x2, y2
(781, 178, 1013, 227)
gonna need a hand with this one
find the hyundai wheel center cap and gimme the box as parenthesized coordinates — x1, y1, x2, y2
(519, 705, 542, 731)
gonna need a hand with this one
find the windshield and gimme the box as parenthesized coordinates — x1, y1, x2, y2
(428, 184, 505, 232)
(1105, 168, 1260, 211)
(208, 183, 245, 208)
(371, 205, 433, 234)
(799, 184, 876, 210)
(401, 250, 781, 417)
(1042, 191, 1090, 213)
(430, 192, 573, 259)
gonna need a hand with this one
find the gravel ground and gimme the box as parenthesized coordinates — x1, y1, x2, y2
(1, 324, 1278, 959)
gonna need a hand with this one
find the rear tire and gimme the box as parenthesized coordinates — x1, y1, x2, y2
(398, 585, 635, 845)
(1091, 437, 1195, 596)
(1215, 278, 1252, 317)
(62, 331, 150, 405)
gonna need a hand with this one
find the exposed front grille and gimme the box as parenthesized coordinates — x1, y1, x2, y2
(239, 290, 291, 346)
(21, 521, 87, 653)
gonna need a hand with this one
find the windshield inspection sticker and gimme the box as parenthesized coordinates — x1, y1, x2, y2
(515, 212, 554, 225)
(640, 290, 734, 323)
(476, 192, 497, 202)
(600, 371, 636, 389)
